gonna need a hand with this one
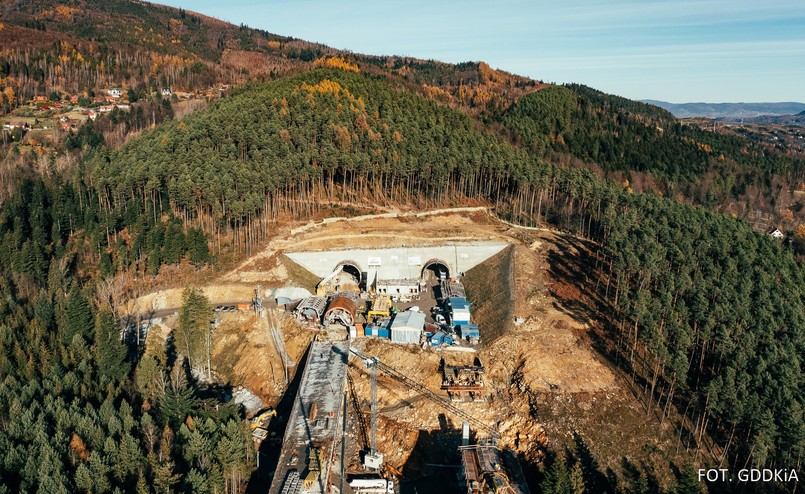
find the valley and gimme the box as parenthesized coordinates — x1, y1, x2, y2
(0, 2, 803, 494)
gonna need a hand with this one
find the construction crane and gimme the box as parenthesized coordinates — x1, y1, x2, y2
(349, 347, 498, 439)
(362, 355, 384, 470)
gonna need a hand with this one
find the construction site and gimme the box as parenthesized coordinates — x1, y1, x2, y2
(129, 209, 693, 493)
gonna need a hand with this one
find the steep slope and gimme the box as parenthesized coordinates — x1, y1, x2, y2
(0, 0, 543, 119)
(91, 68, 538, 240)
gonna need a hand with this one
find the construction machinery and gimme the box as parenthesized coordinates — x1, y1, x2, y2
(250, 408, 277, 444)
(303, 446, 324, 488)
(459, 431, 530, 494)
(441, 359, 486, 402)
(367, 295, 392, 320)
(350, 348, 498, 439)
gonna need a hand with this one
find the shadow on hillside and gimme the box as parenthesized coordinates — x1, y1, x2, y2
(397, 414, 464, 494)
(245, 344, 310, 493)
(545, 234, 713, 479)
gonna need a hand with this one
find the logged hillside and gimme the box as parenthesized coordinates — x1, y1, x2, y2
(89, 68, 541, 253)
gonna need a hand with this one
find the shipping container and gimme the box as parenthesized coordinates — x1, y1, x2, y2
(364, 324, 390, 339)
(458, 324, 480, 340)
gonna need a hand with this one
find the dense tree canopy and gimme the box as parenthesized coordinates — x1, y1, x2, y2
(0, 65, 802, 492)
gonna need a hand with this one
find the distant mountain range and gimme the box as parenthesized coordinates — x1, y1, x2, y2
(737, 111, 805, 126)
(642, 100, 805, 120)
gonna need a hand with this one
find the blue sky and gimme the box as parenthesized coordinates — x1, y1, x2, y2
(158, 0, 805, 103)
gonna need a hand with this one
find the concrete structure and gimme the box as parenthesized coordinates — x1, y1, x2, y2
(389, 310, 425, 344)
(269, 341, 350, 494)
(285, 242, 508, 282)
(376, 278, 422, 297)
(317, 263, 361, 295)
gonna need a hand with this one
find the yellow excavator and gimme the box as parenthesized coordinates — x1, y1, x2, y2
(249, 408, 276, 430)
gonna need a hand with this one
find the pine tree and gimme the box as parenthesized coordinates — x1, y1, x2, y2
(176, 287, 213, 378)
(94, 311, 129, 386)
(187, 228, 209, 267)
(74, 462, 92, 492)
(673, 466, 701, 494)
(541, 456, 572, 494)
(64, 288, 93, 346)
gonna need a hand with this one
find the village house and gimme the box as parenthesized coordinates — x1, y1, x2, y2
(766, 227, 785, 239)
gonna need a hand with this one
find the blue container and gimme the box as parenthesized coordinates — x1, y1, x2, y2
(365, 324, 391, 339)
(458, 324, 480, 340)
(430, 331, 445, 347)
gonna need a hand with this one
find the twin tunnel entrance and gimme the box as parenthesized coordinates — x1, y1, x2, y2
(333, 258, 451, 285)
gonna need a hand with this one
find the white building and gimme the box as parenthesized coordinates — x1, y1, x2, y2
(389, 310, 425, 344)
(376, 278, 421, 297)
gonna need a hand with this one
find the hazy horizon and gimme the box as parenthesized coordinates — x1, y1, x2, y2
(153, 0, 805, 103)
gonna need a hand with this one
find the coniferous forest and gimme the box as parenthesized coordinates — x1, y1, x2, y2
(0, 66, 802, 491)
(1, 3, 805, 490)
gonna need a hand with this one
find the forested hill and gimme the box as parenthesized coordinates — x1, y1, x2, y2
(0, 62, 804, 491)
(3, 0, 801, 223)
(0, 0, 540, 118)
(90, 68, 537, 249)
(498, 84, 805, 215)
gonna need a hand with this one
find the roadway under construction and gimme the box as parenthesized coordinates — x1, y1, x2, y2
(269, 340, 350, 494)
(268, 337, 529, 494)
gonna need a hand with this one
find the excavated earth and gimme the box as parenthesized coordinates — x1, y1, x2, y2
(134, 210, 694, 488)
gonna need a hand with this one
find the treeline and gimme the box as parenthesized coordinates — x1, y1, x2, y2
(507, 172, 805, 485)
(91, 68, 538, 254)
(1, 62, 803, 489)
(0, 174, 210, 288)
(498, 84, 805, 196)
(0, 184, 246, 492)
(505, 163, 804, 481)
